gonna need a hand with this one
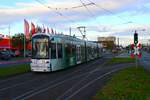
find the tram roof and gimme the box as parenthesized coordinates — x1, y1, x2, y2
(32, 33, 99, 45)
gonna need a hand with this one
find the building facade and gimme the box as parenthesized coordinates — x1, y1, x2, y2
(97, 36, 116, 51)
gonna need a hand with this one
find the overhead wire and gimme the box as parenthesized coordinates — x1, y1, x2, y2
(34, 0, 133, 38)
(35, 0, 63, 16)
(35, 0, 94, 10)
(34, 0, 78, 32)
(86, 0, 133, 24)
(57, 3, 95, 10)
(79, 0, 110, 34)
(35, 0, 101, 38)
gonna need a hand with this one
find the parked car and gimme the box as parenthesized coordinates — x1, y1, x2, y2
(0, 51, 11, 60)
(15, 50, 21, 56)
(25, 51, 31, 57)
(8, 50, 16, 57)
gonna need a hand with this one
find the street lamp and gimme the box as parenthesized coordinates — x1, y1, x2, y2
(148, 39, 150, 51)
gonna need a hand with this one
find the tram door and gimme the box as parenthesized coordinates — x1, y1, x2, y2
(76, 45, 81, 64)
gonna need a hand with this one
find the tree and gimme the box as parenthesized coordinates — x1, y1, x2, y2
(12, 33, 25, 50)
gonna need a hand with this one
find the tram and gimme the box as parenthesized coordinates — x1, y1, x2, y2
(30, 33, 102, 72)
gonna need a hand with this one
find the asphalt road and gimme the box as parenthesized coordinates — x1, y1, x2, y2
(139, 51, 150, 71)
(0, 58, 30, 68)
(0, 53, 133, 100)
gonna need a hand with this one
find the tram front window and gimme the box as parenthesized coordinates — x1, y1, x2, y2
(32, 37, 49, 59)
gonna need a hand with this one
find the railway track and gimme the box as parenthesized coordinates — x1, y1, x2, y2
(0, 55, 132, 100)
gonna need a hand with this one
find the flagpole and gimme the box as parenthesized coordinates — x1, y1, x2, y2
(24, 33, 26, 58)
(8, 24, 11, 50)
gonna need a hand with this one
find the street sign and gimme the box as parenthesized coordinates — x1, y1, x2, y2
(130, 43, 142, 58)
(138, 43, 142, 49)
(131, 31, 142, 68)
(134, 46, 139, 55)
(131, 44, 134, 49)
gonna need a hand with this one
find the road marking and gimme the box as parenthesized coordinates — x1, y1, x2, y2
(65, 67, 125, 99)
(55, 61, 108, 100)
(0, 76, 45, 92)
(13, 73, 88, 100)
(0, 73, 32, 84)
(0, 58, 102, 92)
(13, 59, 104, 100)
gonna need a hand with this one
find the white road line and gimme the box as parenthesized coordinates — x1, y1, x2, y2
(0, 73, 32, 84)
(0, 76, 45, 92)
(13, 73, 87, 100)
(0, 59, 101, 92)
(65, 67, 124, 99)
(55, 61, 107, 100)
(13, 59, 104, 100)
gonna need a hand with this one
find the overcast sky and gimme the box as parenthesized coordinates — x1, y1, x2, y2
(0, 0, 150, 46)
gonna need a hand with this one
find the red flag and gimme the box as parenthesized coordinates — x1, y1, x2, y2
(138, 43, 142, 49)
(47, 27, 49, 33)
(35, 26, 38, 33)
(51, 28, 54, 34)
(42, 25, 46, 33)
(31, 22, 36, 35)
(55, 30, 57, 34)
(43, 28, 46, 33)
(24, 19, 30, 39)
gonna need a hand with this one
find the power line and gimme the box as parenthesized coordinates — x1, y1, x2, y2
(57, 3, 95, 10)
(86, 0, 133, 23)
(79, 0, 95, 18)
(35, 0, 94, 12)
(71, 3, 94, 9)
(34, 0, 77, 24)
(79, 0, 109, 33)
(35, 0, 63, 16)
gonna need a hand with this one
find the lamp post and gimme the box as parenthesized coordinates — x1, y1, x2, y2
(148, 39, 150, 52)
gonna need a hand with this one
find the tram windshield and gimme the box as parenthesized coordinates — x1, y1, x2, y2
(32, 36, 49, 59)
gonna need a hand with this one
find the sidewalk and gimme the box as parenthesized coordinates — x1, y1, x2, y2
(0, 58, 30, 68)
(139, 51, 150, 72)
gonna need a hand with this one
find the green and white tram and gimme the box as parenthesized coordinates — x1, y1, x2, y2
(31, 33, 102, 72)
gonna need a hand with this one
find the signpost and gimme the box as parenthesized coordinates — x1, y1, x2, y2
(130, 31, 142, 68)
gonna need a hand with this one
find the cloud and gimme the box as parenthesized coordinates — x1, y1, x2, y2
(0, 0, 149, 46)
(0, 0, 139, 26)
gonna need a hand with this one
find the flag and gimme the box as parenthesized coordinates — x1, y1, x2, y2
(24, 19, 30, 39)
(42, 25, 46, 33)
(47, 27, 49, 33)
(31, 22, 36, 35)
(55, 30, 57, 34)
(35, 25, 38, 33)
(51, 28, 54, 34)
(43, 28, 46, 33)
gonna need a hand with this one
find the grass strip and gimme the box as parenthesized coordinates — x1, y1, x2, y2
(107, 57, 135, 65)
(0, 64, 30, 78)
(93, 66, 150, 100)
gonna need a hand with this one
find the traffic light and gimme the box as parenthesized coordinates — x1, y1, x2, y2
(134, 32, 138, 44)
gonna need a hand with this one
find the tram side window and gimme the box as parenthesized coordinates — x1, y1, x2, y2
(66, 44, 72, 56)
(77, 46, 80, 60)
(57, 44, 62, 58)
(51, 43, 56, 59)
(72, 45, 76, 55)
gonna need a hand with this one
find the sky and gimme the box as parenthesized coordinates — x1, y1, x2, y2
(0, 0, 150, 46)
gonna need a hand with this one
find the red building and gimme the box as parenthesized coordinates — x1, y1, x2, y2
(0, 37, 11, 50)
(0, 35, 31, 51)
